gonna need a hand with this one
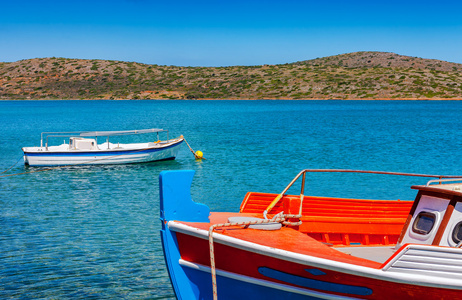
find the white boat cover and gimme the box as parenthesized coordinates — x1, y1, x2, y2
(79, 128, 164, 137)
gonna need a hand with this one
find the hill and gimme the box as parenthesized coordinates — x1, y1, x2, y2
(1, 51, 462, 100)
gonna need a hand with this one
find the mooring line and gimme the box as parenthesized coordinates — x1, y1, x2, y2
(183, 138, 205, 160)
(0, 156, 24, 175)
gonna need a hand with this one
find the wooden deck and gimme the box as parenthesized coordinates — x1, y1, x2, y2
(179, 212, 385, 269)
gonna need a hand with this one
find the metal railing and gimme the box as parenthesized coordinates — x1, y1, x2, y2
(263, 169, 462, 218)
(426, 178, 462, 186)
(39, 129, 168, 150)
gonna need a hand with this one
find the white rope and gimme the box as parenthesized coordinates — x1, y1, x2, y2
(208, 212, 302, 300)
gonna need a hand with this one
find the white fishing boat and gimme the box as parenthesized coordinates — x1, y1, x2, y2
(22, 129, 183, 166)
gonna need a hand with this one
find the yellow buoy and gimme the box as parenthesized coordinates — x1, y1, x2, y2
(195, 150, 203, 159)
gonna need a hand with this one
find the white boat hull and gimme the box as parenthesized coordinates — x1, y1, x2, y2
(23, 138, 183, 166)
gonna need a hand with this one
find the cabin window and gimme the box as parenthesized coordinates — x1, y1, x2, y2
(412, 211, 436, 235)
(452, 221, 462, 244)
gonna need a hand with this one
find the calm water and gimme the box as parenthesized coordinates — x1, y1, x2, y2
(2, 100, 462, 299)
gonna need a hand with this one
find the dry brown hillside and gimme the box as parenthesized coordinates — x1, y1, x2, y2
(1, 51, 462, 100)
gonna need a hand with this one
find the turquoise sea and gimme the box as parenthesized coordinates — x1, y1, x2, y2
(2, 100, 462, 299)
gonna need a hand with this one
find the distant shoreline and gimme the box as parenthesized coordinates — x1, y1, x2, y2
(2, 52, 462, 101)
(3, 98, 462, 101)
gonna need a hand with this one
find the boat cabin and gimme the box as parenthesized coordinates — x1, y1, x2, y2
(69, 137, 97, 150)
(397, 179, 462, 248)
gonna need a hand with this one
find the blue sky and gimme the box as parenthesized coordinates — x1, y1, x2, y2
(1, 0, 462, 66)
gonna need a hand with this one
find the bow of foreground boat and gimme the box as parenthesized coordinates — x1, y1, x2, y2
(159, 170, 462, 300)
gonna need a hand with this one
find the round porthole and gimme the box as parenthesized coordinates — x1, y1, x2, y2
(451, 221, 462, 244)
(412, 211, 436, 235)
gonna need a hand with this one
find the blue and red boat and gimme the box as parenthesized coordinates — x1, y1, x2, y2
(160, 169, 462, 299)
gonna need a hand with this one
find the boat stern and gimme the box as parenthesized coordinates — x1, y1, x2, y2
(22, 148, 28, 165)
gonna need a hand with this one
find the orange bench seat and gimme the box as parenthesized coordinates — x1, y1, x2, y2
(240, 192, 413, 246)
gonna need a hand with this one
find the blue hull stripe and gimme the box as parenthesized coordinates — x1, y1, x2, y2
(259, 267, 373, 296)
(24, 142, 182, 157)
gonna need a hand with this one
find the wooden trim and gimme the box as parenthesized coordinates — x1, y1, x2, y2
(397, 191, 421, 245)
(239, 192, 253, 212)
(361, 234, 370, 246)
(432, 196, 461, 245)
(383, 235, 389, 245)
(412, 185, 462, 198)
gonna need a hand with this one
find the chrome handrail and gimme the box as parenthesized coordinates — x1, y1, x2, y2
(426, 178, 462, 186)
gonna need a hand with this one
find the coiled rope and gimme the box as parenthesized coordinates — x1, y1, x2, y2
(208, 212, 302, 300)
